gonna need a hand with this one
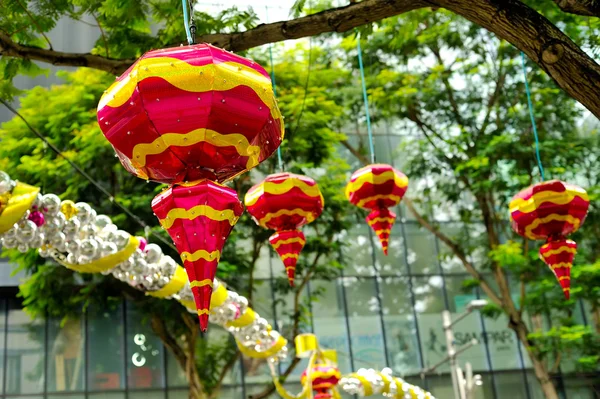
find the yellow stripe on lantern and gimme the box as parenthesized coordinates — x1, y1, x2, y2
(159, 205, 240, 229)
(285, 266, 296, 271)
(524, 214, 582, 240)
(245, 179, 323, 207)
(148, 265, 188, 298)
(131, 128, 260, 170)
(98, 58, 281, 119)
(355, 194, 402, 209)
(61, 236, 139, 274)
(509, 187, 588, 214)
(181, 249, 221, 262)
(190, 279, 213, 289)
(345, 170, 408, 199)
(0, 182, 40, 234)
(375, 228, 391, 237)
(367, 217, 395, 226)
(271, 236, 306, 250)
(558, 276, 571, 281)
(540, 246, 577, 258)
(281, 253, 299, 261)
(197, 308, 210, 315)
(226, 308, 256, 328)
(550, 262, 573, 270)
(258, 208, 317, 226)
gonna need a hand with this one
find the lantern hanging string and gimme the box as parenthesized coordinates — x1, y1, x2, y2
(356, 33, 376, 164)
(265, 6, 284, 172)
(182, 0, 194, 45)
(520, 51, 545, 181)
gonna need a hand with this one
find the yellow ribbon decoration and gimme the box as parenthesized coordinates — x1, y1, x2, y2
(295, 333, 319, 358)
(147, 265, 188, 298)
(236, 333, 288, 359)
(0, 182, 40, 234)
(61, 236, 139, 274)
(226, 307, 256, 328)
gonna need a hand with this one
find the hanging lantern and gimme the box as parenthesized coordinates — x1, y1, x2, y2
(345, 164, 408, 254)
(98, 44, 284, 330)
(301, 364, 342, 399)
(245, 173, 323, 286)
(509, 180, 589, 299)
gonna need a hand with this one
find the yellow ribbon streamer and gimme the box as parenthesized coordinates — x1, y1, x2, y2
(0, 182, 40, 234)
(61, 236, 139, 274)
(147, 265, 188, 298)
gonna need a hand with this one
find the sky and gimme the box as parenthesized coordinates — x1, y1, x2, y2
(194, 0, 298, 24)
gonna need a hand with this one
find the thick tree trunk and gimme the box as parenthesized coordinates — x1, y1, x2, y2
(512, 319, 559, 399)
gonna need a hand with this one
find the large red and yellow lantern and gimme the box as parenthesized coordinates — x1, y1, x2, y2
(345, 164, 408, 254)
(245, 173, 323, 286)
(97, 44, 284, 330)
(301, 364, 341, 399)
(509, 180, 589, 299)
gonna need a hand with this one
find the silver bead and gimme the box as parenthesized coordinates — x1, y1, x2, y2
(95, 215, 112, 229)
(41, 194, 61, 215)
(75, 202, 93, 225)
(80, 239, 98, 258)
(0, 171, 12, 194)
(144, 243, 162, 264)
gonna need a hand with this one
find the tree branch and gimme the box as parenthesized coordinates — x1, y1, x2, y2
(552, 0, 600, 16)
(340, 139, 369, 165)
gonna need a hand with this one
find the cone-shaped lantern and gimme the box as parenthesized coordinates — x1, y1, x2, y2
(245, 173, 324, 286)
(152, 180, 243, 330)
(98, 43, 284, 330)
(509, 180, 589, 299)
(345, 164, 408, 254)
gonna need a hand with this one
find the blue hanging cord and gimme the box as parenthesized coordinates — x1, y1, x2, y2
(182, 0, 193, 45)
(520, 51, 545, 181)
(265, 6, 284, 171)
(356, 34, 376, 164)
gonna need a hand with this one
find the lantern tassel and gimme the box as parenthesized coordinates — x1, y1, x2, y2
(366, 208, 396, 255)
(269, 229, 306, 287)
(539, 238, 576, 300)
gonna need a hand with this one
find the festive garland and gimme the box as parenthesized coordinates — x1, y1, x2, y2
(0, 171, 434, 398)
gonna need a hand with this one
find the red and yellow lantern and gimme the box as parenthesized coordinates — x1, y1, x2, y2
(301, 364, 341, 399)
(345, 164, 408, 254)
(97, 44, 284, 330)
(509, 180, 589, 299)
(245, 173, 324, 286)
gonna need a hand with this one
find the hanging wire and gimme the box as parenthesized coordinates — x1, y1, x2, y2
(265, 5, 284, 171)
(520, 51, 545, 181)
(182, 0, 194, 45)
(356, 33, 376, 164)
(0, 98, 178, 252)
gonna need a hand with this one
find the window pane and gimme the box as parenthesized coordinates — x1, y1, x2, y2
(166, 348, 187, 388)
(437, 224, 467, 273)
(340, 223, 375, 276)
(381, 277, 421, 376)
(343, 277, 386, 368)
(404, 223, 440, 274)
(311, 280, 352, 374)
(6, 299, 45, 394)
(0, 299, 5, 391)
(495, 371, 529, 399)
(445, 277, 490, 372)
(88, 302, 125, 390)
(126, 303, 165, 389)
(48, 316, 85, 392)
(88, 393, 126, 399)
(129, 391, 165, 399)
(412, 276, 448, 372)
(374, 209, 407, 277)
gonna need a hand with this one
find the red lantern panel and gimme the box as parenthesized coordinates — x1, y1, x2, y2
(269, 230, 306, 286)
(97, 44, 284, 184)
(539, 239, 576, 299)
(151, 179, 244, 331)
(245, 173, 324, 231)
(509, 180, 589, 241)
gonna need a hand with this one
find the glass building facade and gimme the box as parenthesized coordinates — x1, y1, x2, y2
(0, 132, 598, 399)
